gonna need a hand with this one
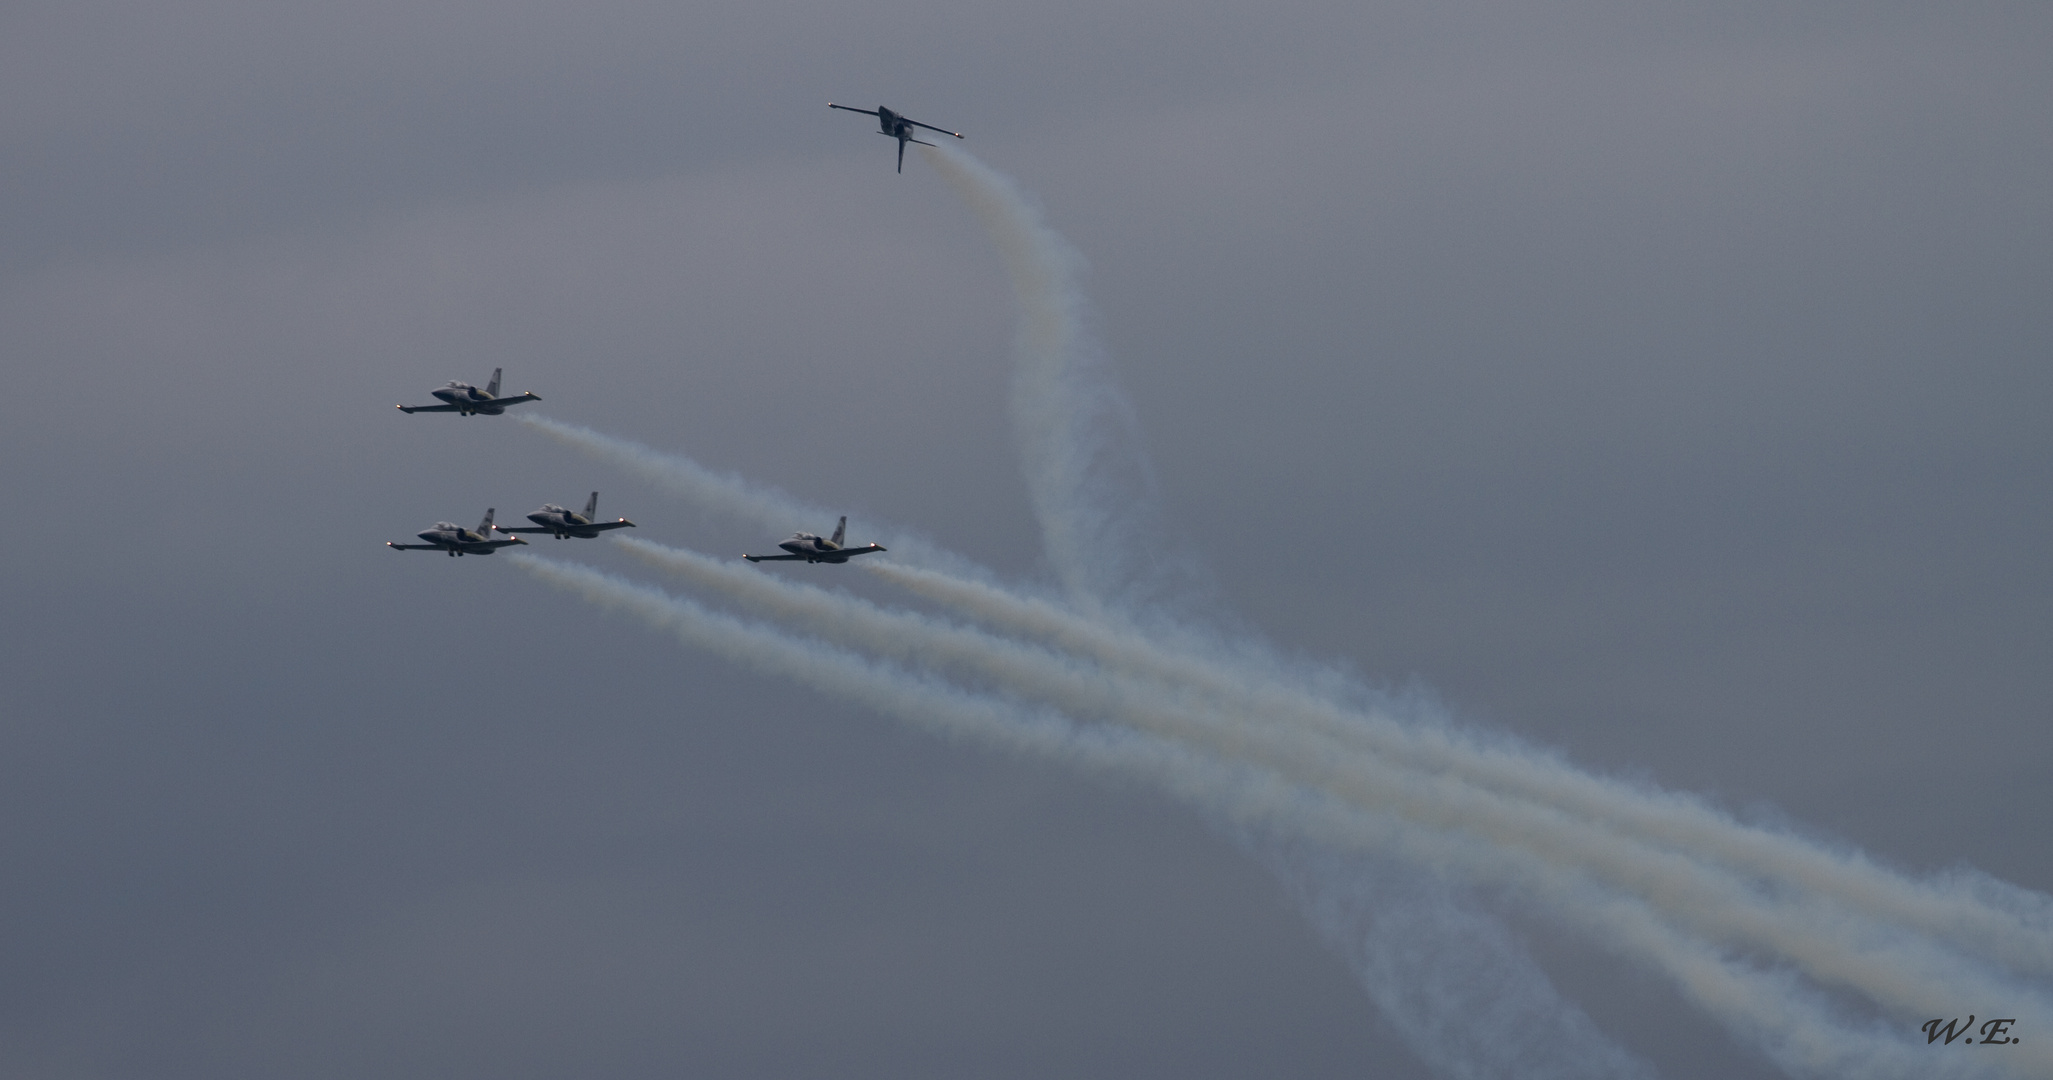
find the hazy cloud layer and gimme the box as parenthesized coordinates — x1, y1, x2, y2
(2, 1, 2048, 1077)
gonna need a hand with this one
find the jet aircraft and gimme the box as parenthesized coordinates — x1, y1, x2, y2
(743, 517, 886, 563)
(387, 509, 528, 556)
(828, 103, 964, 173)
(396, 368, 541, 415)
(493, 492, 636, 540)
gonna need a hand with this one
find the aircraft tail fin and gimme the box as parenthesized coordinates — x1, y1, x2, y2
(478, 508, 496, 535)
(486, 368, 502, 398)
(583, 492, 599, 519)
(831, 516, 847, 547)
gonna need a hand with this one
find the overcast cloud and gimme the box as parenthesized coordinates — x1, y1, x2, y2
(2, 1, 2048, 1077)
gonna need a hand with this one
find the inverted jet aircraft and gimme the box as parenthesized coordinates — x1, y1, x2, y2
(493, 492, 636, 540)
(396, 368, 541, 416)
(387, 509, 528, 556)
(828, 103, 964, 173)
(743, 517, 886, 563)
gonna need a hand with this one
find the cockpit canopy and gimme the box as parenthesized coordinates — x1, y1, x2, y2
(432, 521, 459, 531)
(540, 504, 566, 514)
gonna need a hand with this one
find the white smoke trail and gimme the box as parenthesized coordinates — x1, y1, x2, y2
(525, 550, 2026, 1079)
(920, 142, 1210, 619)
(916, 139, 1635, 1078)
(516, 413, 976, 575)
(498, 146, 2053, 1076)
(864, 560, 2053, 978)
(615, 536, 2052, 1059)
(518, 413, 819, 534)
(1273, 847, 1662, 1080)
(903, 144, 2052, 1078)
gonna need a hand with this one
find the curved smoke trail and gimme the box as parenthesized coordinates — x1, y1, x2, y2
(919, 143, 1214, 622)
(519, 547, 2034, 1079)
(610, 536, 2049, 1060)
(504, 145, 2053, 1078)
(911, 141, 2050, 1076)
(861, 562, 2053, 977)
(521, 413, 2052, 1077)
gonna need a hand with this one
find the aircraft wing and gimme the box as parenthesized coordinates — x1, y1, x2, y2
(497, 519, 631, 535)
(397, 403, 462, 413)
(906, 119, 964, 139)
(835, 544, 888, 559)
(742, 553, 806, 562)
(387, 542, 445, 550)
(459, 538, 528, 552)
(828, 103, 880, 116)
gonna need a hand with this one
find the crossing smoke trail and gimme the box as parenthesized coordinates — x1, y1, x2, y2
(522, 548, 2025, 1079)
(912, 141, 2050, 1075)
(507, 144, 2053, 1077)
(512, 446, 2053, 1076)
(612, 536, 2050, 1070)
(508, 556, 1735, 1076)
(919, 139, 1645, 1070)
(915, 141, 1648, 1072)
(915, 139, 2053, 1075)
(517, 430, 2053, 1077)
(919, 142, 1212, 620)
(861, 562, 2053, 977)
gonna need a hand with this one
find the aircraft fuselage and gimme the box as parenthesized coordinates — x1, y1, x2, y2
(399, 371, 541, 415)
(414, 525, 497, 555)
(429, 383, 516, 415)
(778, 533, 840, 561)
(742, 516, 883, 563)
(527, 508, 603, 539)
(390, 510, 527, 556)
(502, 497, 635, 540)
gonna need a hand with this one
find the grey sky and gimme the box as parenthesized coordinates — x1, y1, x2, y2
(2, 1, 2048, 1077)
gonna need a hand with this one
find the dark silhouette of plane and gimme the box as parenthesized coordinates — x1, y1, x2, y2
(829, 104, 964, 172)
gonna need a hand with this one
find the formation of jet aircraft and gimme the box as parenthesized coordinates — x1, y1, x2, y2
(387, 509, 528, 556)
(389, 105, 962, 562)
(387, 369, 875, 567)
(829, 103, 964, 173)
(397, 368, 541, 416)
(743, 517, 887, 564)
(494, 493, 636, 540)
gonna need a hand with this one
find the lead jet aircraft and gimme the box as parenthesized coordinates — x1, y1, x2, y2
(493, 492, 636, 540)
(828, 103, 964, 173)
(387, 509, 529, 556)
(743, 517, 886, 563)
(396, 368, 541, 416)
